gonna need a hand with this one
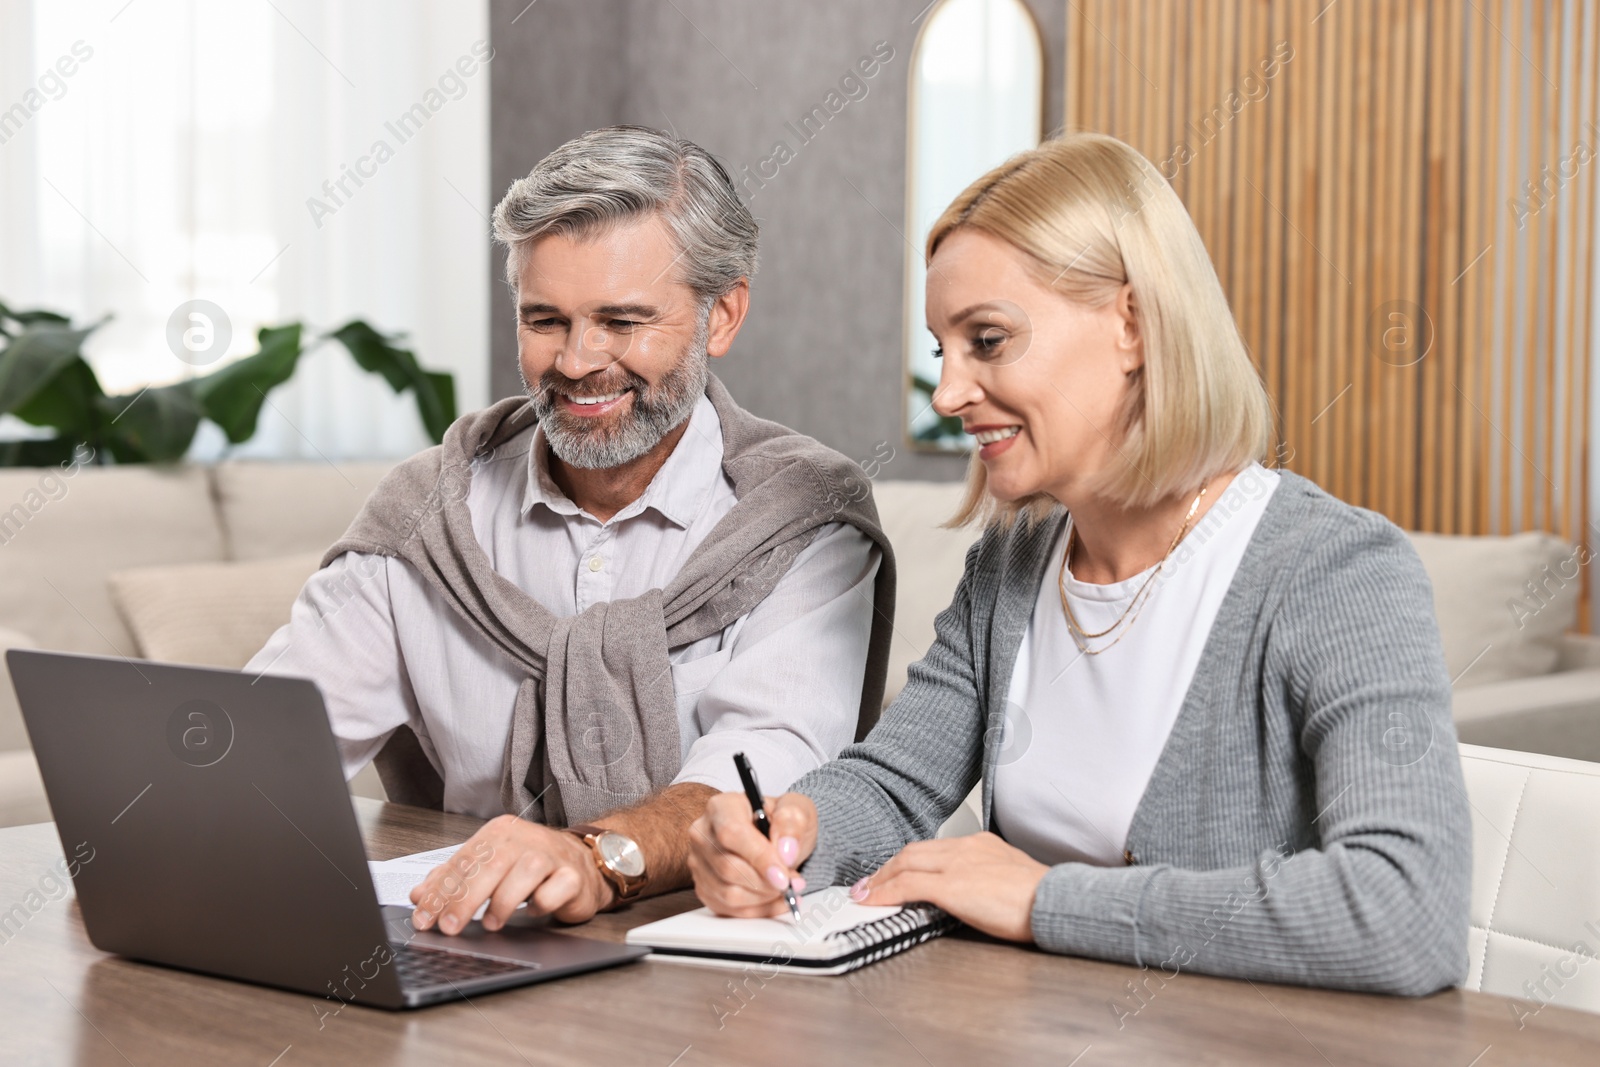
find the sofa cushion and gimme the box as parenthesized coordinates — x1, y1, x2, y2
(1453, 668, 1600, 764)
(0, 626, 39, 753)
(872, 480, 983, 706)
(0, 748, 50, 828)
(0, 465, 225, 657)
(211, 460, 395, 561)
(1406, 531, 1580, 687)
(108, 553, 322, 669)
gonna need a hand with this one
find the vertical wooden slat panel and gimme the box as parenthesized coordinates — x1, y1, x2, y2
(1392, 0, 1413, 525)
(1120, 0, 1141, 153)
(1500, 0, 1524, 534)
(1478, 0, 1506, 534)
(1156, 0, 1176, 173)
(1539, 0, 1566, 536)
(1559, 0, 1580, 543)
(1437, 0, 1464, 534)
(1372, 0, 1395, 519)
(1170, 0, 1192, 201)
(1433, 0, 1459, 534)
(1261, 0, 1288, 451)
(1140, 0, 1161, 162)
(1082, 0, 1093, 132)
(1295, 0, 1322, 472)
(1350, 2, 1378, 506)
(1332, 0, 1360, 499)
(1189, 0, 1216, 253)
(1216, 0, 1240, 276)
(1465, 0, 1486, 533)
(1315, 0, 1345, 491)
(1064, 0, 1081, 131)
(1231, 0, 1261, 387)
(1116, 0, 1134, 139)
(1367, 0, 1390, 516)
(1092, 0, 1113, 134)
(1580, 0, 1599, 632)
(1531, 0, 1551, 532)
(1398, 0, 1427, 529)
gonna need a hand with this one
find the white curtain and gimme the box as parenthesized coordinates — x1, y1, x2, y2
(0, 0, 490, 461)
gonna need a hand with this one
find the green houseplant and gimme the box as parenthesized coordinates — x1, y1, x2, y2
(0, 299, 456, 466)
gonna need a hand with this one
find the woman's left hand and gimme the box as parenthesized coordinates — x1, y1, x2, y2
(851, 832, 1049, 943)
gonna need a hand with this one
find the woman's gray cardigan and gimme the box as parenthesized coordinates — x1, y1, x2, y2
(793, 471, 1472, 995)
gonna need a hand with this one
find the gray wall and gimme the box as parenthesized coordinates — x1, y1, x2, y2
(489, 0, 1065, 481)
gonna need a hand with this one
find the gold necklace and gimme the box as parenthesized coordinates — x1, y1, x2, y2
(1058, 484, 1209, 654)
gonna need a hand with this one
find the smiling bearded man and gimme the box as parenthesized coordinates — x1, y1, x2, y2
(247, 125, 895, 936)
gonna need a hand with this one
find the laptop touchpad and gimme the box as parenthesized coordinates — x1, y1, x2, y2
(380, 905, 630, 970)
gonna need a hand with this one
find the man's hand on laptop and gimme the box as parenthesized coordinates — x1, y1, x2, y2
(408, 816, 613, 933)
(406, 783, 718, 934)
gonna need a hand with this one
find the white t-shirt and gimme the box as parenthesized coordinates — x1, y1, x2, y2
(990, 464, 1281, 866)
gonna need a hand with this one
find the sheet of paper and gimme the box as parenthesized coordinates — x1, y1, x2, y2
(368, 844, 515, 922)
(368, 844, 460, 907)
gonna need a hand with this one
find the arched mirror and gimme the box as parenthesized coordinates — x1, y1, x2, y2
(904, 0, 1044, 451)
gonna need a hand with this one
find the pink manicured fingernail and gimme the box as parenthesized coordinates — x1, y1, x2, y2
(776, 836, 800, 865)
(766, 865, 789, 890)
(849, 877, 869, 901)
(791, 874, 807, 892)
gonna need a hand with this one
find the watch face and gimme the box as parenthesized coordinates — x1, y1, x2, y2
(597, 831, 645, 879)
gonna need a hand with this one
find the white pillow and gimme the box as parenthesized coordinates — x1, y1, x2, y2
(107, 553, 323, 669)
(1406, 531, 1580, 687)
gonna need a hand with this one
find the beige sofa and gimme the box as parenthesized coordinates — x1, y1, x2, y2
(1, 464, 1597, 827)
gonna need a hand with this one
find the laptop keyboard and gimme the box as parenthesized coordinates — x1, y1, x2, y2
(391, 941, 537, 988)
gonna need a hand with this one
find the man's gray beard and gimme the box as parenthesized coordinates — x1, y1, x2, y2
(525, 332, 710, 471)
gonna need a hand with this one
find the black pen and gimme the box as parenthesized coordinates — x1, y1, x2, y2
(732, 752, 802, 921)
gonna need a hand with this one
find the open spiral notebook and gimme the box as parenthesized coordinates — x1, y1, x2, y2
(626, 887, 955, 975)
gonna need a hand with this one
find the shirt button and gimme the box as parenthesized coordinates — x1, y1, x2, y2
(588, 556, 604, 572)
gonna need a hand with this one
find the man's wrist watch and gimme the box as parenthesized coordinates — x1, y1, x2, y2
(564, 824, 647, 903)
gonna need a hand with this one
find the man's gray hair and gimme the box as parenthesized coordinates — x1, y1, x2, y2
(492, 125, 758, 304)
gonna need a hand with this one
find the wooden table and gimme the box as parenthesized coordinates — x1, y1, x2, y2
(3, 799, 1598, 1065)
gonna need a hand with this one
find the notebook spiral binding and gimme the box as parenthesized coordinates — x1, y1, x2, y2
(828, 903, 956, 971)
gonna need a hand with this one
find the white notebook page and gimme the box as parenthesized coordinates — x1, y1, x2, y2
(626, 887, 909, 960)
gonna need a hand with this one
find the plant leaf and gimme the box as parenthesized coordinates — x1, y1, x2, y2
(0, 298, 71, 326)
(329, 320, 457, 442)
(10, 357, 107, 444)
(191, 324, 304, 443)
(98, 382, 203, 463)
(0, 323, 102, 418)
(10, 309, 73, 326)
(909, 374, 965, 444)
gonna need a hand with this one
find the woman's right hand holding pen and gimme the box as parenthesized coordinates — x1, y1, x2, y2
(688, 791, 817, 917)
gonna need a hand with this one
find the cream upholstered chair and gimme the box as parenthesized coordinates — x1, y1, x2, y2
(1459, 743, 1600, 1018)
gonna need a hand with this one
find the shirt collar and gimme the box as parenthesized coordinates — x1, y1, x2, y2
(521, 392, 723, 528)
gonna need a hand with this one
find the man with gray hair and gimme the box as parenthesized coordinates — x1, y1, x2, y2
(247, 125, 894, 933)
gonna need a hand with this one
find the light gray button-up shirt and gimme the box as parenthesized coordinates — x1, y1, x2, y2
(247, 394, 882, 818)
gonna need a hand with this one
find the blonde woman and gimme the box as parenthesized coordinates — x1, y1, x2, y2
(687, 133, 1470, 994)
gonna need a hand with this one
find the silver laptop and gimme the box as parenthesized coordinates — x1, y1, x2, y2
(6, 648, 646, 1009)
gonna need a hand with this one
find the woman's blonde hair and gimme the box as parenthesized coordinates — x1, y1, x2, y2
(932, 132, 1273, 527)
